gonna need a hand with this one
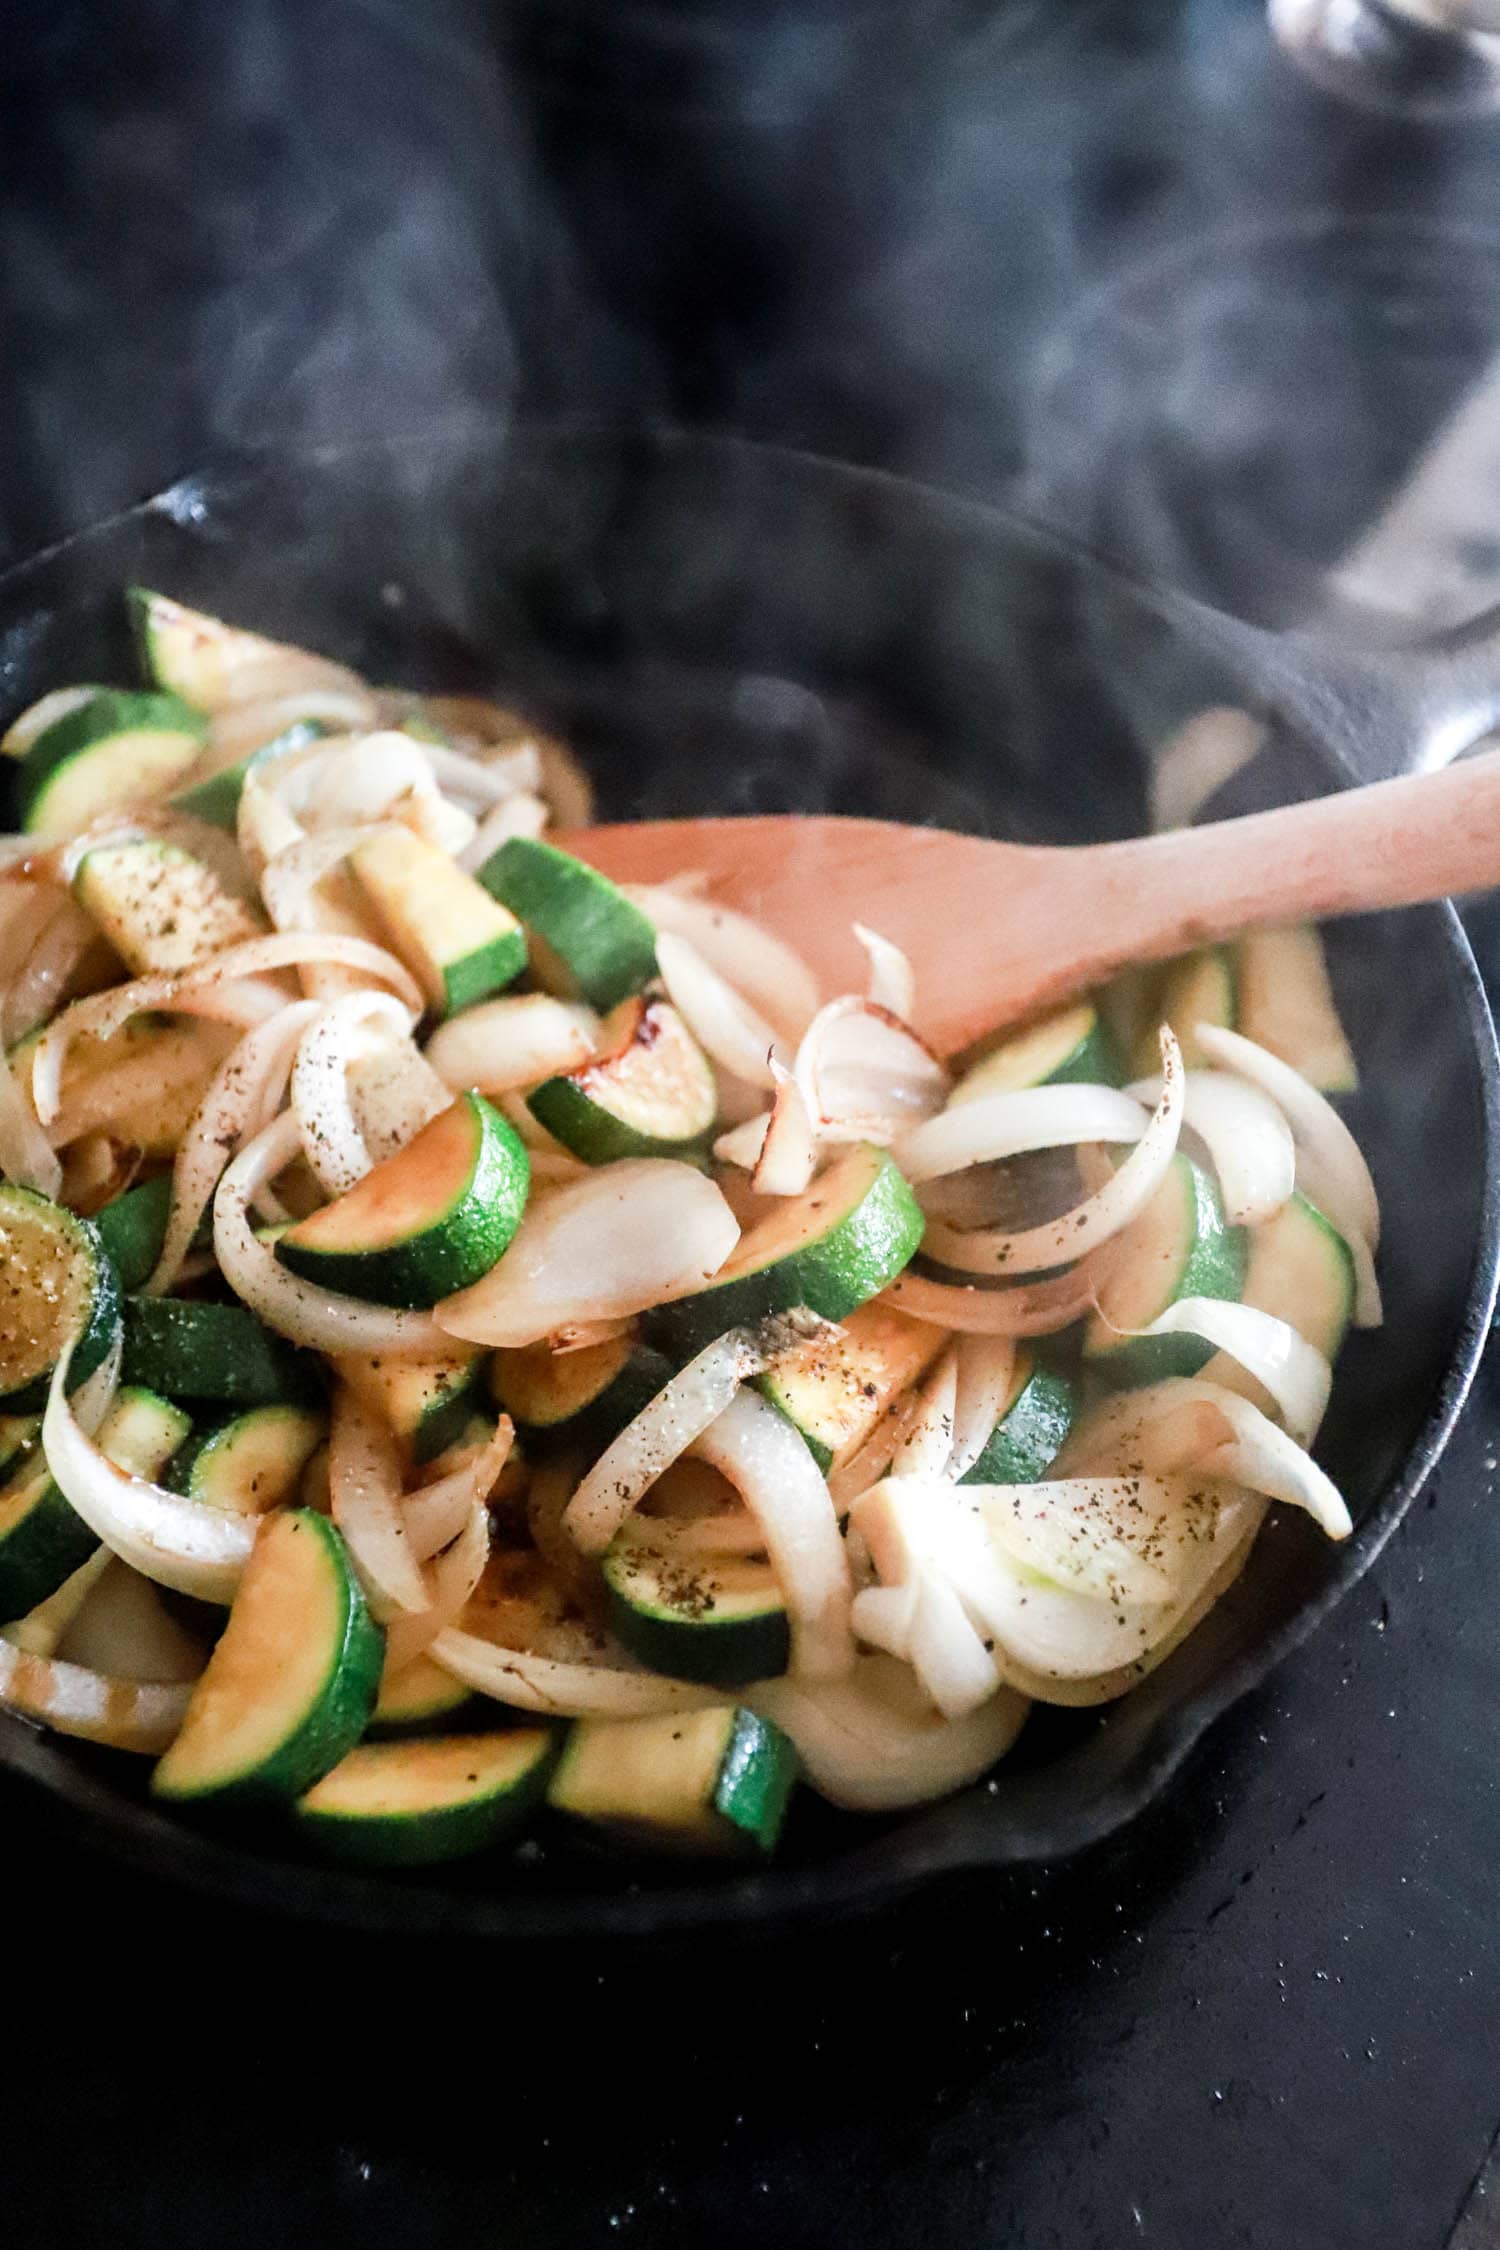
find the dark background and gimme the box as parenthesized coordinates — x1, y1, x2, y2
(5, 2, 1500, 2244)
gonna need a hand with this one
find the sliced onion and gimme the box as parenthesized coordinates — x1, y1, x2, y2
(563, 1324, 787, 1557)
(2, 1548, 113, 1657)
(626, 885, 820, 1043)
(653, 931, 786, 1089)
(205, 691, 372, 773)
(1127, 1067, 1295, 1227)
(894, 1571, 1003, 1719)
(0, 1637, 191, 1753)
(852, 922, 916, 1023)
(974, 1476, 1221, 1604)
(629, 1508, 770, 1559)
(921, 1029, 1183, 1278)
(891, 1344, 959, 1481)
(2, 898, 99, 1046)
(826, 1386, 930, 1510)
(403, 1417, 514, 1560)
(420, 738, 540, 809)
(215, 1111, 448, 1356)
(346, 1038, 451, 1165)
(713, 1111, 773, 1169)
(749, 1653, 1029, 1811)
(1178, 1379, 1352, 1539)
(0, 1043, 62, 1196)
(690, 1386, 855, 1681)
(424, 993, 601, 1096)
(747, 1061, 818, 1196)
(1098, 1295, 1331, 1444)
(145, 1000, 321, 1294)
(883, 1257, 1109, 1335)
(430, 1627, 721, 1718)
(329, 1386, 430, 1620)
(436, 1158, 740, 1349)
(457, 792, 550, 869)
(43, 1347, 255, 1603)
(896, 1084, 1148, 1184)
(947, 1333, 1019, 1482)
(795, 998, 948, 1145)
(32, 931, 422, 1124)
(258, 825, 379, 935)
(291, 991, 418, 1194)
(1194, 1022, 1380, 1326)
(382, 1501, 492, 1675)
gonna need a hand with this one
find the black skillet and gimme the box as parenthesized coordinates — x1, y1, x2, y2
(0, 426, 1494, 1941)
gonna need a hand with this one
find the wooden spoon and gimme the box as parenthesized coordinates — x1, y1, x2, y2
(559, 749, 1500, 1054)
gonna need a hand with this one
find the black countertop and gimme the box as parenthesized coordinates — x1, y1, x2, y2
(6, 3, 1500, 2244)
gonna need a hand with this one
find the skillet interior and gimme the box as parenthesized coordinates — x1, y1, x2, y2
(0, 426, 1494, 1941)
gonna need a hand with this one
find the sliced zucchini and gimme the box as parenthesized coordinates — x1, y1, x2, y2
(129, 588, 359, 711)
(18, 690, 207, 839)
(349, 825, 527, 1019)
(3, 685, 105, 760)
(1202, 1191, 1354, 1406)
(959, 1353, 1078, 1485)
(604, 1515, 789, 1685)
(1234, 925, 1358, 1094)
(73, 836, 262, 975)
(152, 1509, 383, 1808)
(547, 1704, 799, 1858)
(1082, 1153, 1247, 1387)
(368, 1652, 477, 1736)
(121, 1297, 324, 1407)
(490, 1332, 671, 1459)
(276, 1090, 529, 1308)
(526, 997, 716, 1164)
(12, 1014, 237, 1156)
(1132, 946, 1236, 1075)
(757, 1301, 945, 1473)
(295, 1728, 556, 1865)
(0, 1416, 40, 1485)
(477, 836, 657, 1011)
(168, 1404, 327, 1515)
(0, 1186, 120, 1410)
(950, 998, 1122, 1101)
(332, 1347, 487, 1465)
(170, 719, 327, 830)
(653, 1145, 925, 1357)
(0, 1384, 189, 1621)
(93, 1175, 172, 1292)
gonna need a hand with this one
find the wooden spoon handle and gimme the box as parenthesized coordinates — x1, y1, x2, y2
(1067, 744, 1500, 963)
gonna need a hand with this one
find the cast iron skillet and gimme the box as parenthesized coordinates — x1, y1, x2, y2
(0, 427, 1495, 1941)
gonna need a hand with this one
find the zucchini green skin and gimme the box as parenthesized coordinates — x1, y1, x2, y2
(953, 1002, 1123, 1098)
(276, 1092, 530, 1308)
(0, 1189, 121, 1412)
(526, 1073, 712, 1167)
(406, 1359, 491, 1465)
(492, 1344, 672, 1461)
(170, 720, 327, 829)
(547, 1704, 799, 1858)
(0, 1383, 190, 1621)
(167, 1403, 327, 1514)
(603, 1533, 790, 1688)
(294, 1728, 558, 1866)
(152, 1511, 383, 1809)
(0, 1416, 40, 1485)
(1083, 1155, 1247, 1389)
(651, 1149, 925, 1358)
(959, 1362, 1078, 1486)
(525, 1000, 717, 1167)
(368, 1657, 477, 1737)
(439, 926, 528, 1020)
(94, 1176, 173, 1293)
(18, 690, 207, 834)
(122, 1297, 325, 1407)
(477, 837, 657, 1011)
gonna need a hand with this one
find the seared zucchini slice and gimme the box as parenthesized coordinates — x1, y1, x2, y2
(349, 825, 527, 1018)
(958, 1353, 1077, 1485)
(477, 836, 657, 1011)
(72, 836, 262, 975)
(1082, 1154, 1247, 1387)
(168, 1404, 327, 1515)
(121, 1298, 324, 1408)
(490, 1333, 671, 1459)
(527, 997, 716, 1164)
(547, 1704, 799, 1858)
(295, 1728, 556, 1865)
(0, 1186, 120, 1411)
(756, 1301, 945, 1474)
(950, 999, 1122, 1100)
(18, 690, 206, 839)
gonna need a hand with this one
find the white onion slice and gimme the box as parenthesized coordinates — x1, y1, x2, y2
(690, 1386, 856, 1681)
(329, 1386, 430, 1620)
(1194, 1018, 1379, 1330)
(43, 1349, 255, 1603)
(749, 1654, 1028, 1811)
(2, 898, 99, 1047)
(145, 999, 321, 1294)
(653, 931, 786, 1089)
(0, 878, 64, 983)
(883, 1257, 1109, 1335)
(290, 991, 419, 1194)
(947, 1333, 1020, 1482)
(825, 1385, 929, 1509)
(563, 1323, 786, 1556)
(2, 1549, 113, 1658)
(205, 689, 372, 771)
(626, 884, 821, 1043)
(748, 1061, 818, 1196)
(346, 1037, 452, 1165)
(258, 826, 377, 934)
(0, 1043, 62, 1196)
(712, 1110, 772, 1170)
(852, 923, 915, 1022)
(457, 793, 550, 870)
(430, 1627, 722, 1718)
(897, 1084, 1148, 1183)
(1101, 1295, 1331, 1445)
(382, 1501, 492, 1675)
(921, 1029, 1183, 1278)
(435, 1158, 740, 1349)
(898, 1571, 1003, 1719)
(975, 1476, 1217, 1604)
(1181, 1379, 1352, 1539)
(1127, 1067, 1295, 1227)
(0, 1638, 191, 1753)
(215, 1111, 448, 1356)
(795, 998, 949, 1145)
(31, 931, 422, 1124)
(891, 1344, 959, 1481)
(424, 993, 601, 1096)
(403, 1417, 514, 1560)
